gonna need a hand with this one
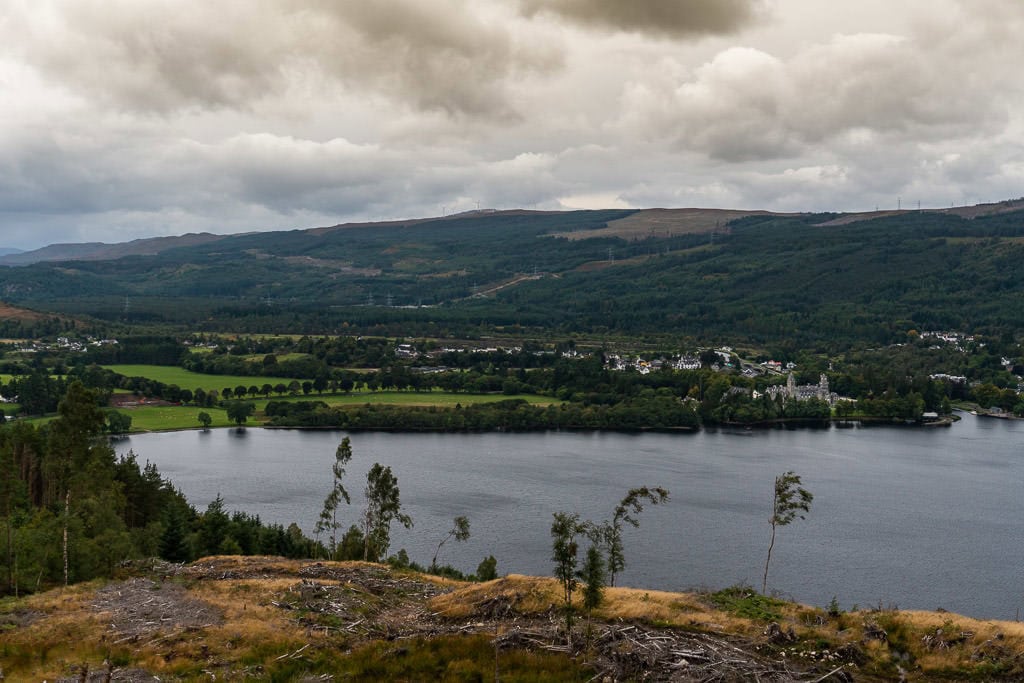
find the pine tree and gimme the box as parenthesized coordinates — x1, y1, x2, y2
(159, 503, 192, 563)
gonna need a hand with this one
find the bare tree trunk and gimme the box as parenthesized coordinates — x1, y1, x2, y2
(494, 622, 500, 683)
(331, 506, 338, 561)
(63, 491, 70, 587)
(762, 522, 776, 595)
(432, 533, 450, 571)
(362, 511, 372, 561)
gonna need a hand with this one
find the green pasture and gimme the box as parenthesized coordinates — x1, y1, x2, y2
(109, 391, 555, 432)
(103, 365, 309, 393)
(119, 406, 233, 431)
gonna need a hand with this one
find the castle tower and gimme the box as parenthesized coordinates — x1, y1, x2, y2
(786, 372, 796, 399)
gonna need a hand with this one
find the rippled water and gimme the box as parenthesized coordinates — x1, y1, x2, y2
(115, 413, 1024, 620)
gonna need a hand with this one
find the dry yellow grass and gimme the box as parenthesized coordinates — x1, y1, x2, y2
(598, 585, 757, 632)
(434, 576, 792, 637)
(6, 558, 1024, 682)
(554, 208, 780, 240)
(432, 574, 1024, 680)
(429, 574, 559, 619)
(893, 609, 1024, 671)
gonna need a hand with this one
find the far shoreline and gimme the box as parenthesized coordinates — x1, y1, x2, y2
(114, 412, 963, 436)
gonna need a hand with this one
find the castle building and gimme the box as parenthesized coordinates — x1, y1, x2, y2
(763, 373, 836, 405)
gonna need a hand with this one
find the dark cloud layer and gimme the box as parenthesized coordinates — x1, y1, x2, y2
(519, 0, 763, 37)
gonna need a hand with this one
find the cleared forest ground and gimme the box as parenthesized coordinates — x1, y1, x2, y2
(4, 556, 1023, 681)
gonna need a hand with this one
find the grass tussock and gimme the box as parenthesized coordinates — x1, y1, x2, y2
(430, 574, 561, 618)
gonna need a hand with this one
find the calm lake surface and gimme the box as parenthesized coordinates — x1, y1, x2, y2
(115, 413, 1024, 620)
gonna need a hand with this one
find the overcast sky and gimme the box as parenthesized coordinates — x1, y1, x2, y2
(2, 0, 1022, 250)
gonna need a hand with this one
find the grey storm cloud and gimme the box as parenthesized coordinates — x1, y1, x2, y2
(518, 0, 764, 37)
(8, 0, 557, 118)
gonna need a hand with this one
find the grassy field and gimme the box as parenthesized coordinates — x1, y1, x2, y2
(118, 405, 234, 431)
(103, 364, 311, 392)
(7, 362, 554, 431)
(18, 364, 559, 432)
(108, 391, 555, 432)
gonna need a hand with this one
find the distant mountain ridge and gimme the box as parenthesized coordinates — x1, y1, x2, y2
(3, 200, 1024, 347)
(0, 232, 231, 266)
(5, 200, 1024, 266)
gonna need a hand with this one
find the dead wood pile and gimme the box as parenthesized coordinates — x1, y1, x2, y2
(91, 577, 222, 640)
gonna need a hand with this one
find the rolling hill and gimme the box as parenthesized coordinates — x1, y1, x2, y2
(1, 202, 1024, 348)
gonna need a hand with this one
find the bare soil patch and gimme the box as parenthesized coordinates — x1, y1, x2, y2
(0, 301, 46, 321)
(91, 577, 222, 639)
(108, 395, 176, 408)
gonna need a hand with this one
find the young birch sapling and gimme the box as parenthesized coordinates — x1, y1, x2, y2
(762, 470, 812, 595)
(431, 515, 470, 571)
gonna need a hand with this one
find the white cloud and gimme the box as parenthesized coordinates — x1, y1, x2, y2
(618, 30, 1009, 162)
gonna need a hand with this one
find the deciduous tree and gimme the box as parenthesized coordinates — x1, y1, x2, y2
(105, 410, 132, 435)
(551, 511, 588, 636)
(361, 463, 412, 561)
(316, 437, 353, 559)
(602, 486, 669, 586)
(225, 401, 254, 426)
(431, 515, 470, 571)
(763, 471, 812, 594)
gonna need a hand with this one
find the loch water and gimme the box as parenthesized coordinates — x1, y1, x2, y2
(115, 412, 1024, 620)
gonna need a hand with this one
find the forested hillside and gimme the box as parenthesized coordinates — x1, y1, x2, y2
(2, 205, 1024, 348)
